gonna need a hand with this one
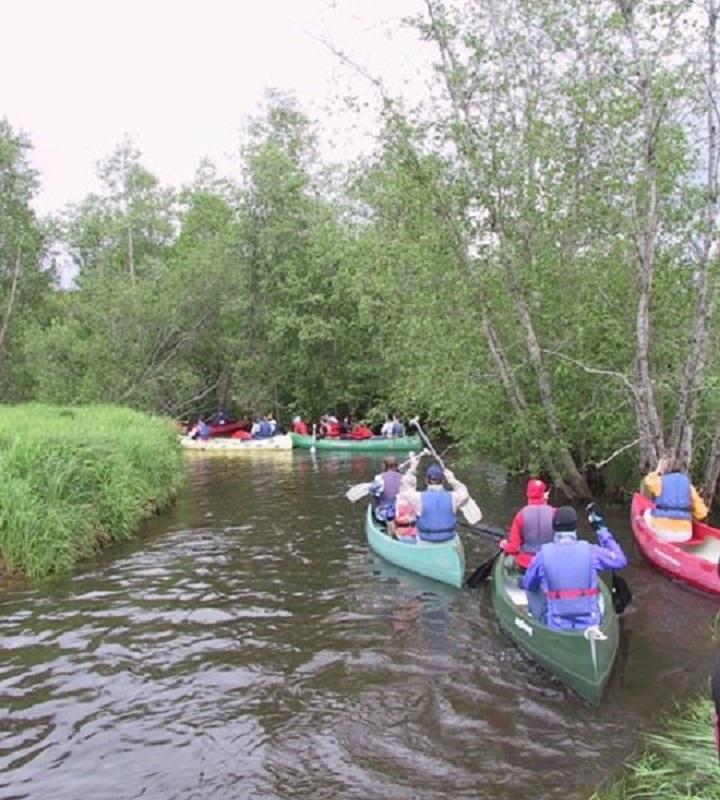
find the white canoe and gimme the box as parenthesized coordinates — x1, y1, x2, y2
(180, 435, 293, 452)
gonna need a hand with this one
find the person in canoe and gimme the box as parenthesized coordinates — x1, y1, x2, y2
(291, 416, 309, 435)
(349, 421, 373, 440)
(251, 416, 273, 438)
(399, 458, 469, 542)
(641, 456, 708, 543)
(391, 414, 406, 437)
(189, 418, 211, 440)
(319, 415, 341, 438)
(369, 456, 403, 524)
(381, 414, 396, 438)
(212, 408, 230, 426)
(520, 506, 627, 631)
(502, 478, 556, 569)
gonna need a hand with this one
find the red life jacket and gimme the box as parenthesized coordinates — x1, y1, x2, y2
(351, 425, 373, 440)
(292, 421, 309, 435)
(326, 421, 341, 437)
(231, 430, 251, 440)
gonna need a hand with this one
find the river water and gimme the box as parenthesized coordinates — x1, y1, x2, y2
(1, 451, 717, 800)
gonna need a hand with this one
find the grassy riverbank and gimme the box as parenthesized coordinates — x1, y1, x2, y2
(592, 698, 718, 800)
(0, 404, 184, 578)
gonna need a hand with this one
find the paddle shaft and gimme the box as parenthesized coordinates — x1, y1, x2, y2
(412, 420, 446, 468)
(458, 519, 505, 540)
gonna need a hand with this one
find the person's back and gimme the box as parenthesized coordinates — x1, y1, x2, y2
(503, 479, 555, 568)
(350, 423, 373, 440)
(643, 456, 707, 543)
(292, 416, 309, 435)
(370, 457, 402, 522)
(416, 465, 457, 542)
(398, 458, 470, 543)
(391, 416, 406, 437)
(198, 420, 210, 441)
(381, 416, 395, 438)
(522, 506, 627, 631)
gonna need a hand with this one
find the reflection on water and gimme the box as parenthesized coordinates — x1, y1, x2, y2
(0, 451, 717, 800)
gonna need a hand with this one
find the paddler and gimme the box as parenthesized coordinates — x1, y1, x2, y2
(642, 456, 708, 543)
(369, 456, 402, 523)
(502, 478, 556, 569)
(521, 506, 627, 631)
(399, 457, 469, 542)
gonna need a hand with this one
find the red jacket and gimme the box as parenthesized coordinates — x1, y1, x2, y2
(292, 421, 309, 435)
(503, 499, 556, 568)
(323, 421, 341, 437)
(350, 425, 373, 440)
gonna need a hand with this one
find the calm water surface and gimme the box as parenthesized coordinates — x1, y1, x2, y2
(1, 452, 717, 799)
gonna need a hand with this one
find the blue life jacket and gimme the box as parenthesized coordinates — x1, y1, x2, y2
(391, 422, 405, 437)
(520, 504, 554, 554)
(417, 490, 456, 542)
(256, 420, 272, 438)
(542, 539, 598, 620)
(381, 471, 402, 505)
(198, 421, 210, 440)
(651, 472, 692, 521)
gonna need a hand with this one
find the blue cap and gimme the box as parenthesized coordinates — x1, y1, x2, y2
(426, 464, 444, 482)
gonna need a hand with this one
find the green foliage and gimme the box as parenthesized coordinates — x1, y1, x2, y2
(0, 404, 184, 577)
(591, 698, 720, 800)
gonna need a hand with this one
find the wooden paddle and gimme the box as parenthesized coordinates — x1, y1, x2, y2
(408, 418, 483, 525)
(344, 450, 428, 503)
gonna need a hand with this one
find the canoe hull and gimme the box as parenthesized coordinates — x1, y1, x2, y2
(364, 506, 465, 588)
(181, 435, 293, 451)
(291, 433, 422, 452)
(491, 555, 618, 705)
(631, 493, 720, 595)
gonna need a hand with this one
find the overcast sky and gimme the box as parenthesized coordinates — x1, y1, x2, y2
(2, 0, 430, 214)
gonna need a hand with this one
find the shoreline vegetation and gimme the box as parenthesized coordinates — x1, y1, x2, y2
(591, 698, 718, 800)
(0, 404, 184, 578)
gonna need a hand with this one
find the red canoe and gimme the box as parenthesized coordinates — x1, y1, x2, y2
(207, 421, 248, 437)
(631, 493, 720, 595)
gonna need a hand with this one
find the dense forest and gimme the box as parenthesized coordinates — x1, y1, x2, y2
(2, 0, 720, 501)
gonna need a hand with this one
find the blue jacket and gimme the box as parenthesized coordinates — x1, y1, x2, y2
(651, 472, 692, 521)
(522, 528, 627, 630)
(417, 490, 456, 542)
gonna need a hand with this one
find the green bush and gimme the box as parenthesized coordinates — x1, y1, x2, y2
(592, 698, 719, 800)
(0, 404, 184, 577)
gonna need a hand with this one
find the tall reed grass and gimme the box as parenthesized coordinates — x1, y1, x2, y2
(0, 404, 184, 577)
(592, 698, 719, 800)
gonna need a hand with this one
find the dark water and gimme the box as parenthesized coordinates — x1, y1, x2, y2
(1, 452, 717, 800)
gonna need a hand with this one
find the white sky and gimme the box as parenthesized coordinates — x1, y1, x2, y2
(2, 0, 431, 214)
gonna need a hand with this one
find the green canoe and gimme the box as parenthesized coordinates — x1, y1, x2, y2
(364, 506, 465, 588)
(491, 555, 619, 705)
(291, 433, 422, 451)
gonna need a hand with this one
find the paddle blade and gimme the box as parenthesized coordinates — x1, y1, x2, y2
(459, 496, 483, 525)
(611, 572, 632, 614)
(466, 550, 501, 589)
(345, 483, 372, 503)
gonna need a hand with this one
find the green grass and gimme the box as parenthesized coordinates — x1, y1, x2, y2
(592, 698, 719, 800)
(0, 404, 184, 577)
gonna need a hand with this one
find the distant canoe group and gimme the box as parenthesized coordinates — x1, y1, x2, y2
(179, 412, 421, 452)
